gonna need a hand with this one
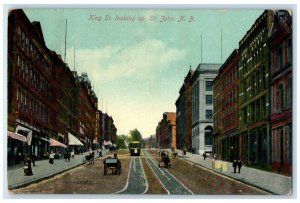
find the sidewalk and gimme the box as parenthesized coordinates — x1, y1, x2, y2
(166, 149, 292, 195)
(7, 149, 109, 190)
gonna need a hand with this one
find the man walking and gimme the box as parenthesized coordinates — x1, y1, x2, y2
(237, 160, 243, 173)
(232, 160, 237, 173)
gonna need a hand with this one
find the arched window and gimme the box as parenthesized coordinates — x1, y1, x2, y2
(204, 126, 213, 145)
(278, 84, 285, 111)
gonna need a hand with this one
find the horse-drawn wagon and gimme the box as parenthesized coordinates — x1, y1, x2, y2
(103, 157, 121, 175)
(158, 151, 171, 168)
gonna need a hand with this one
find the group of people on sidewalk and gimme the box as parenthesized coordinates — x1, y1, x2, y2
(22, 149, 104, 176)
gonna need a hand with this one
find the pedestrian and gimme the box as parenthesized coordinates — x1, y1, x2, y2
(31, 154, 36, 166)
(214, 153, 217, 161)
(67, 152, 71, 162)
(232, 160, 237, 173)
(49, 151, 54, 164)
(24, 156, 33, 176)
(91, 151, 95, 164)
(237, 160, 242, 173)
(203, 152, 207, 160)
(64, 152, 67, 162)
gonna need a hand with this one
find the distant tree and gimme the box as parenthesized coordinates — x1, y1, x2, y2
(116, 135, 129, 149)
(129, 129, 146, 148)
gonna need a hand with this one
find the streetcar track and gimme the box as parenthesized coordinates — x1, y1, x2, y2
(139, 157, 149, 194)
(114, 157, 132, 194)
(143, 150, 193, 195)
(115, 157, 148, 194)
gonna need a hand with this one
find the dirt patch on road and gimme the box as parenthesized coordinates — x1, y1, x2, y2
(11, 157, 130, 194)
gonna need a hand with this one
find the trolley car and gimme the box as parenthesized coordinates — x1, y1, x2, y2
(129, 141, 141, 156)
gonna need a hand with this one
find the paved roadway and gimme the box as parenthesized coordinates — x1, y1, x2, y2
(116, 157, 148, 194)
(143, 150, 193, 195)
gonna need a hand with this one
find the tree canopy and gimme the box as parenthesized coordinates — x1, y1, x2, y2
(128, 129, 145, 148)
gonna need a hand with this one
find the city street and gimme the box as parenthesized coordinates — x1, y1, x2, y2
(9, 149, 269, 195)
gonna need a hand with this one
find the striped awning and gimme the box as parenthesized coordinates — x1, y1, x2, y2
(49, 138, 67, 148)
(68, 132, 83, 146)
(8, 131, 27, 142)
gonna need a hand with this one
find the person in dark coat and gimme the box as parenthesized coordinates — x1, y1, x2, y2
(232, 160, 237, 173)
(31, 154, 36, 166)
(67, 152, 71, 162)
(237, 160, 242, 173)
(203, 153, 207, 160)
(24, 156, 33, 176)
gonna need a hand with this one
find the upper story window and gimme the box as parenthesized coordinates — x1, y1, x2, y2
(278, 47, 283, 69)
(206, 81, 213, 91)
(288, 39, 292, 64)
(206, 95, 213, 105)
(205, 110, 213, 119)
(278, 84, 285, 111)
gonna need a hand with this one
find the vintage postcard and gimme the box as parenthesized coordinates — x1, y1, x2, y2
(5, 5, 293, 197)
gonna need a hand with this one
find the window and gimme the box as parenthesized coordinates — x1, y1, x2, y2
(288, 39, 292, 63)
(278, 84, 285, 110)
(288, 78, 292, 107)
(204, 126, 213, 145)
(205, 110, 213, 119)
(206, 95, 213, 105)
(278, 47, 283, 69)
(206, 81, 213, 91)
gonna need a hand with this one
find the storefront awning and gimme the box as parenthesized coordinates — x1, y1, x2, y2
(68, 132, 83, 146)
(49, 138, 67, 148)
(103, 140, 112, 146)
(15, 125, 33, 145)
(8, 131, 27, 142)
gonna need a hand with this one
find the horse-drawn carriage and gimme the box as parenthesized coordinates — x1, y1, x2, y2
(103, 157, 121, 175)
(158, 151, 171, 168)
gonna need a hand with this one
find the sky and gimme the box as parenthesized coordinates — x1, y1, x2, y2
(23, 8, 263, 138)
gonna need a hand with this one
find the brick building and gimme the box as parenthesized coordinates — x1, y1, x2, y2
(51, 52, 79, 146)
(269, 10, 292, 175)
(175, 70, 194, 150)
(77, 72, 98, 150)
(156, 112, 177, 149)
(175, 85, 186, 149)
(213, 51, 239, 161)
(8, 9, 58, 162)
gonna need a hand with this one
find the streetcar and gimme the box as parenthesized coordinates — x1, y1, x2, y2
(129, 141, 141, 156)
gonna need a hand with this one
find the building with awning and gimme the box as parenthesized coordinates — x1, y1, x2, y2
(68, 132, 83, 146)
(15, 125, 33, 145)
(8, 131, 27, 142)
(49, 138, 67, 148)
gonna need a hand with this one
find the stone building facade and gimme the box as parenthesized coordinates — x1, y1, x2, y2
(238, 10, 274, 166)
(191, 64, 220, 155)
